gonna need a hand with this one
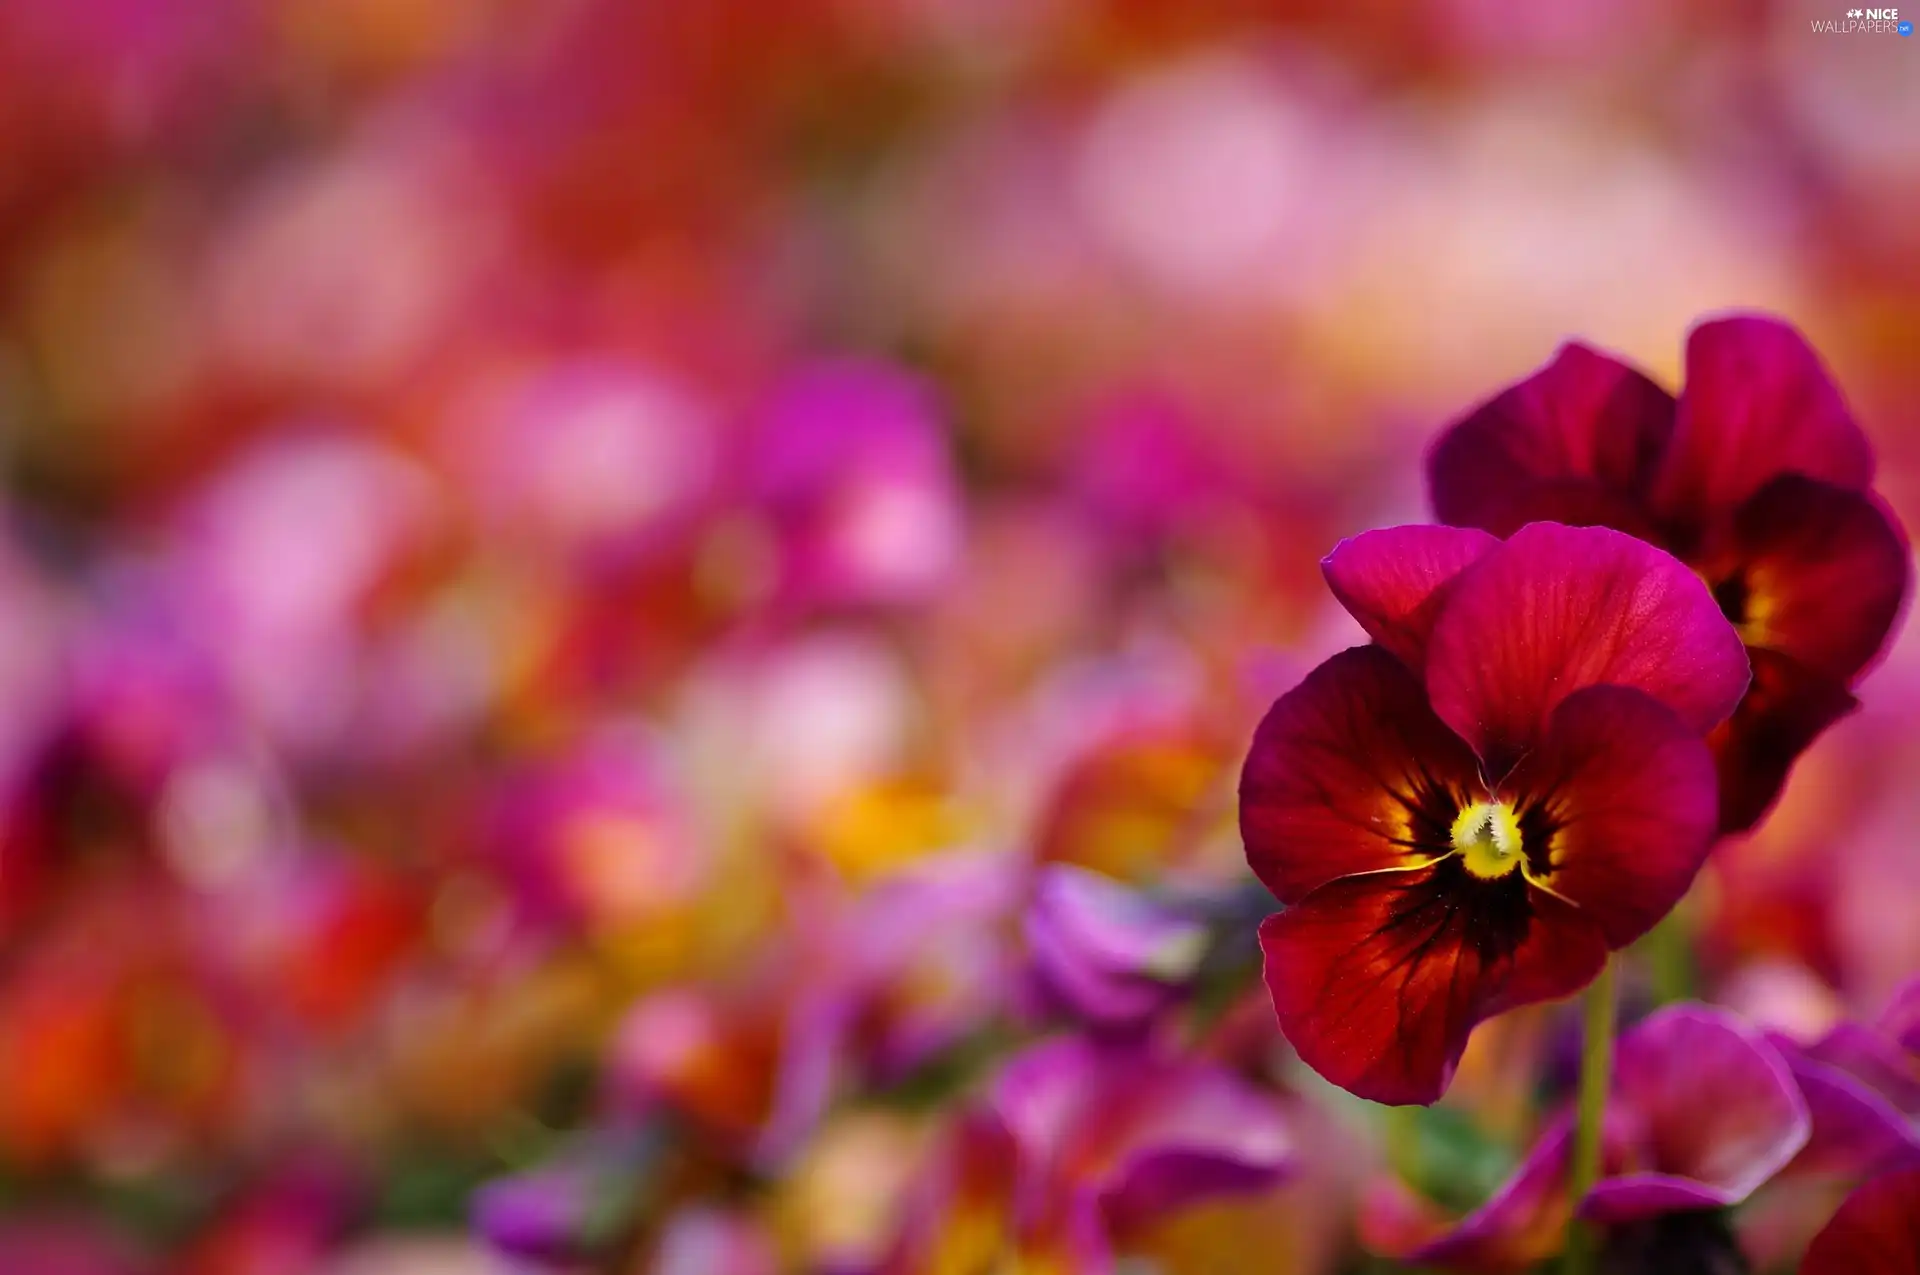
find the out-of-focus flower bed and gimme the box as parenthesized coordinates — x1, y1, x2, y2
(0, 1, 1916, 1272)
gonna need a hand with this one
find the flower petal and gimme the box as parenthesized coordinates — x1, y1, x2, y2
(1654, 315, 1875, 530)
(1428, 341, 1675, 537)
(1240, 646, 1480, 906)
(1801, 1024, 1920, 1116)
(1024, 866, 1207, 1033)
(1258, 866, 1608, 1105)
(1781, 1047, 1920, 1178)
(1406, 1117, 1578, 1272)
(1097, 1069, 1295, 1227)
(1709, 648, 1859, 835)
(1701, 475, 1910, 684)
(992, 1037, 1293, 1230)
(876, 1110, 1023, 1275)
(1878, 977, 1920, 1055)
(1582, 1006, 1808, 1225)
(1800, 1168, 1920, 1275)
(1321, 526, 1499, 671)
(1425, 522, 1750, 773)
(1501, 686, 1719, 949)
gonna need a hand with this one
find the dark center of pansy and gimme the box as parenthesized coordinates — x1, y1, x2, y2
(1710, 572, 1751, 626)
(1450, 800, 1524, 880)
(1600, 1209, 1751, 1275)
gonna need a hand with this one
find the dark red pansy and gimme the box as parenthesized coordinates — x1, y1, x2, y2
(1800, 1168, 1920, 1275)
(1426, 314, 1912, 832)
(1242, 523, 1747, 1105)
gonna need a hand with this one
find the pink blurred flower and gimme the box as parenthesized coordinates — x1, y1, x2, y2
(458, 357, 720, 572)
(479, 726, 707, 939)
(749, 358, 964, 611)
(1023, 863, 1210, 1034)
(880, 1035, 1294, 1274)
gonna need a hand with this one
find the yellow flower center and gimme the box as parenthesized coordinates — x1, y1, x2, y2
(1451, 801, 1524, 880)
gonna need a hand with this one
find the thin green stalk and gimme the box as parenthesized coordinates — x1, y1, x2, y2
(1638, 892, 1695, 1005)
(1564, 958, 1617, 1275)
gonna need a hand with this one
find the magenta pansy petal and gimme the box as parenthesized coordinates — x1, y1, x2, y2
(1024, 865, 1207, 1031)
(1800, 1168, 1920, 1275)
(1321, 525, 1499, 670)
(1258, 871, 1607, 1106)
(1408, 1117, 1577, 1271)
(1783, 1049, 1920, 1178)
(1802, 1023, 1920, 1115)
(1239, 645, 1481, 906)
(1878, 978, 1920, 1055)
(1656, 315, 1875, 526)
(1606, 1006, 1809, 1210)
(1425, 523, 1750, 772)
(1097, 1067, 1295, 1225)
(1501, 687, 1719, 948)
(1428, 341, 1675, 537)
(1580, 1173, 1745, 1224)
(991, 1036, 1292, 1235)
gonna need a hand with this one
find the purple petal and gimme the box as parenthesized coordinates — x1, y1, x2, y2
(1802, 1023, 1920, 1115)
(1320, 525, 1498, 671)
(992, 1037, 1292, 1230)
(1409, 1117, 1576, 1270)
(653, 1208, 781, 1275)
(752, 358, 963, 607)
(1024, 865, 1207, 1032)
(473, 1171, 593, 1262)
(1877, 977, 1920, 1055)
(995, 1035, 1099, 1157)
(1784, 1049, 1920, 1178)
(1598, 1005, 1808, 1219)
(1097, 1061, 1295, 1223)
(1580, 1173, 1738, 1223)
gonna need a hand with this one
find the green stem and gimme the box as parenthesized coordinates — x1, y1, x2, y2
(1643, 899, 1694, 1005)
(1564, 958, 1617, 1275)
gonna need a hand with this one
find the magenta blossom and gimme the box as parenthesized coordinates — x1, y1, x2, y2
(751, 359, 964, 611)
(1426, 315, 1911, 831)
(1369, 1006, 1809, 1272)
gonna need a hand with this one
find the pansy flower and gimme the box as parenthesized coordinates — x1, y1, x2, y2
(1366, 1006, 1810, 1272)
(1426, 315, 1911, 831)
(1241, 522, 1749, 1104)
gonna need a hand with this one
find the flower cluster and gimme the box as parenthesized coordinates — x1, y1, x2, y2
(1240, 315, 1914, 1270)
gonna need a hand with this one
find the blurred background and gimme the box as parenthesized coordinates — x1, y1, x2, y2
(0, 0, 1917, 1272)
